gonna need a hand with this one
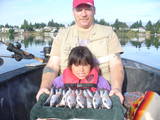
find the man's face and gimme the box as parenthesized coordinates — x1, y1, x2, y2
(73, 4, 95, 29)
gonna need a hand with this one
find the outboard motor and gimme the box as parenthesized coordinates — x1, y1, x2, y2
(43, 47, 51, 63)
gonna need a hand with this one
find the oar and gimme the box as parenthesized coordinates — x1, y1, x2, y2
(0, 57, 4, 66)
(0, 41, 44, 63)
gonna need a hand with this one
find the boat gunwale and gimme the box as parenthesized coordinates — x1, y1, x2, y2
(0, 64, 45, 83)
(0, 58, 159, 84)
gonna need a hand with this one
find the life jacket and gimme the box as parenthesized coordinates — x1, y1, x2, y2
(62, 67, 99, 92)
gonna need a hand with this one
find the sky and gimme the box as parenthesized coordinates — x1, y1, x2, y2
(0, 0, 160, 26)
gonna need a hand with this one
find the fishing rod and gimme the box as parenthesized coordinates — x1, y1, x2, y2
(0, 55, 14, 58)
(0, 40, 44, 63)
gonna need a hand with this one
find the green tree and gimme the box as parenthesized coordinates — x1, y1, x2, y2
(99, 19, 110, 26)
(94, 19, 110, 26)
(139, 20, 143, 27)
(112, 19, 128, 30)
(5, 23, 10, 28)
(94, 19, 99, 24)
(9, 29, 14, 34)
(48, 19, 54, 27)
(48, 19, 65, 27)
(21, 19, 29, 31)
(0, 25, 4, 28)
(34, 22, 46, 28)
(8, 28, 15, 40)
(28, 23, 34, 31)
(145, 20, 155, 34)
(154, 20, 160, 34)
(145, 21, 153, 31)
(130, 20, 143, 28)
(21, 19, 33, 31)
(69, 21, 75, 26)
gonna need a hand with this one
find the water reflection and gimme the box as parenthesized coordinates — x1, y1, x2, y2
(22, 35, 52, 48)
(119, 35, 160, 49)
(0, 34, 53, 47)
(119, 35, 160, 69)
(0, 34, 160, 74)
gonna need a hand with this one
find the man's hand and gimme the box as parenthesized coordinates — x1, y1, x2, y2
(109, 54, 124, 104)
(109, 88, 124, 104)
(36, 56, 60, 101)
(36, 88, 50, 101)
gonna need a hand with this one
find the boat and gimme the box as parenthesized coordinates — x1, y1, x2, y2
(0, 58, 160, 120)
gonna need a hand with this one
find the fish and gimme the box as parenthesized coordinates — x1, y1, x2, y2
(44, 87, 55, 106)
(101, 90, 112, 109)
(45, 87, 111, 109)
(76, 89, 87, 108)
(86, 89, 93, 98)
(92, 90, 102, 109)
(58, 88, 72, 107)
(66, 89, 77, 109)
(83, 89, 93, 108)
(50, 88, 62, 107)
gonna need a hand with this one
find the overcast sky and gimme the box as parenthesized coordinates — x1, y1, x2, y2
(0, 0, 160, 26)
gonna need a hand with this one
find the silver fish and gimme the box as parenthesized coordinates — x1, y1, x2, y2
(92, 90, 102, 109)
(58, 88, 72, 107)
(101, 90, 112, 109)
(76, 89, 87, 108)
(83, 89, 93, 108)
(50, 88, 62, 107)
(86, 89, 93, 98)
(44, 87, 55, 105)
(66, 89, 77, 109)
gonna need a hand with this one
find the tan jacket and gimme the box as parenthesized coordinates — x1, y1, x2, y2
(50, 24, 123, 82)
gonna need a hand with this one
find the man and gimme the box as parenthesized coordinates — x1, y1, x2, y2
(36, 0, 124, 103)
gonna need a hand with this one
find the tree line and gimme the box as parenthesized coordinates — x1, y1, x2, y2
(94, 19, 160, 34)
(0, 19, 65, 32)
(0, 19, 160, 34)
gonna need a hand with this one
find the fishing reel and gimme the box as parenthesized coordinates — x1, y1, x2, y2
(13, 42, 22, 49)
(6, 42, 34, 61)
(7, 42, 21, 52)
(43, 47, 51, 62)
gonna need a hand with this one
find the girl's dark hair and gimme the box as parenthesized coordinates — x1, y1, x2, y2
(68, 46, 95, 68)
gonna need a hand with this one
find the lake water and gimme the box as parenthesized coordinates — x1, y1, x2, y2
(0, 34, 160, 74)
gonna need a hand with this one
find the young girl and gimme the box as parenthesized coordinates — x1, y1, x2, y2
(52, 46, 111, 91)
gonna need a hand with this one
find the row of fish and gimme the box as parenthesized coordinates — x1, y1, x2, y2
(44, 87, 112, 109)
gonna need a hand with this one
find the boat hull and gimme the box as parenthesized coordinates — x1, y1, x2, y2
(0, 59, 160, 120)
(122, 58, 160, 93)
(0, 65, 44, 120)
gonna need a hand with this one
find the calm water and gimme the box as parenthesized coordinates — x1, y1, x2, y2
(0, 34, 160, 74)
(120, 35, 160, 69)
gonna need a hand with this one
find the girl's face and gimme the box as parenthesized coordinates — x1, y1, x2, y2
(71, 64, 91, 79)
